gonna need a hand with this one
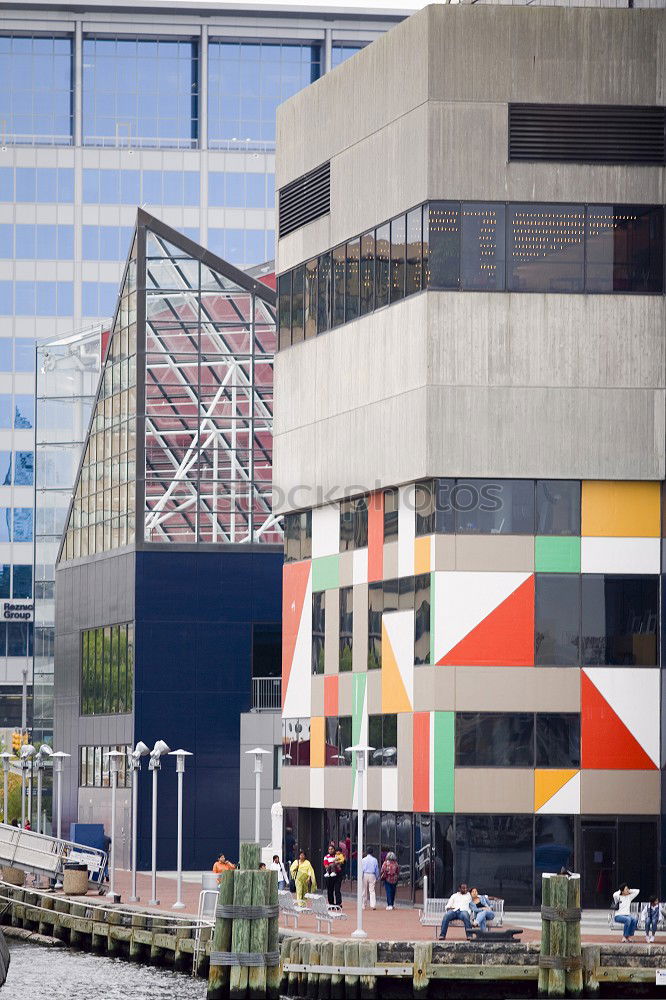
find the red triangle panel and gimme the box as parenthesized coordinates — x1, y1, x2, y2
(438, 575, 535, 666)
(281, 561, 310, 707)
(581, 672, 657, 770)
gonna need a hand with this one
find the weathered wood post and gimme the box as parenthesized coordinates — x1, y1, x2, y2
(130, 912, 148, 962)
(344, 940, 359, 1000)
(548, 874, 568, 997)
(208, 867, 235, 998)
(413, 941, 431, 999)
(319, 940, 334, 1000)
(540, 873, 582, 998)
(265, 867, 280, 1000)
(565, 874, 582, 997)
(306, 939, 320, 1000)
(248, 866, 270, 1000)
(538, 873, 552, 996)
(287, 936, 301, 997)
(331, 940, 345, 1000)
(581, 944, 600, 996)
(38, 893, 54, 937)
(358, 940, 378, 1000)
(229, 843, 260, 1000)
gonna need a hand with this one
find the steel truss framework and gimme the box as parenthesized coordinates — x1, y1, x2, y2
(60, 209, 280, 563)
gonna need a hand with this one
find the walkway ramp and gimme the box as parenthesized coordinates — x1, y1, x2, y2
(0, 822, 106, 885)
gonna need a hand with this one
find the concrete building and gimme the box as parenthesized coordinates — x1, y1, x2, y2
(0, 1, 403, 738)
(274, 4, 666, 905)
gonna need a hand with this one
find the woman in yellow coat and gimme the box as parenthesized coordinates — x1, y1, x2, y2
(290, 850, 317, 905)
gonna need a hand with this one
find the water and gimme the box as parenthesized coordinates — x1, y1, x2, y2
(5, 939, 207, 999)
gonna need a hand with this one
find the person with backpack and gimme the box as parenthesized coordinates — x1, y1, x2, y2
(380, 851, 400, 910)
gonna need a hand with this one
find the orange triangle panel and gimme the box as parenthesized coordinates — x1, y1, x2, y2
(534, 769, 578, 811)
(438, 575, 535, 666)
(281, 561, 310, 707)
(581, 672, 657, 770)
(382, 622, 411, 714)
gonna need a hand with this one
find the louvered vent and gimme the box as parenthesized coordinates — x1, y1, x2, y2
(278, 162, 330, 238)
(509, 104, 666, 165)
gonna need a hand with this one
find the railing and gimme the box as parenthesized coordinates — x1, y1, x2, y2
(251, 676, 281, 711)
(0, 821, 107, 884)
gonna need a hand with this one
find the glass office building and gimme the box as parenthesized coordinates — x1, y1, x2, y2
(0, 1, 401, 730)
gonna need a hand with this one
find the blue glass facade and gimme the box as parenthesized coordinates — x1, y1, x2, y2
(0, 35, 72, 142)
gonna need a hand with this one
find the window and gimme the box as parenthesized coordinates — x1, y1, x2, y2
(13, 224, 73, 260)
(536, 713, 580, 768)
(332, 245, 345, 328)
(368, 714, 397, 766)
(83, 226, 134, 261)
(312, 592, 325, 675)
(0, 686, 32, 728)
(317, 252, 331, 334)
(406, 207, 423, 296)
(536, 480, 580, 535)
(415, 480, 435, 536)
(0, 566, 9, 599)
(80, 621, 134, 715)
(252, 623, 281, 679)
(582, 575, 659, 666)
(82, 38, 198, 147)
(360, 232, 375, 316)
(79, 745, 131, 788)
(339, 586, 353, 672)
(427, 203, 460, 289)
(82, 282, 118, 318)
(282, 718, 311, 766)
(586, 205, 663, 294)
(142, 170, 199, 205)
(14, 395, 34, 429)
(12, 565, 32, 599)
(291, 265, 304, 344)
(304, 259, 318, 340)
(284, 510, 311, 563)
(273, 744, 281, 789)
(414, 573, 430, 665)
(13, 282, 73, 317)
(456, 712, 534, 767)
(331, 44, 364, 67)
(0, 511, 9, 542)
(0, 454, 11, 485)
(461, 203, 505, 290)
(508, 204, 585, 293)
(14, 340, 35, 372)
(0, 36, 73, 143)
(375, 224, 390, 308)
(324, 716, 352, 766)
(456, 815, 533, 907)
(345, 240, 360, 322)
(15, 167, 73, 202)
(12, 509, 33, 542)
(83, 168, 141, 204)
(340, 496, 368, 552)
(208, 42, 320, 145)
(390, 215, 406, 302)
(209, 172, 272, 208)
(454, 479, 534, 534)
(7, 622, 32, 657)
(278, 273, 291, 351)
(535, 574, 581, 666)
(368, 582, 382, 670)
(384, 487, 398, 540)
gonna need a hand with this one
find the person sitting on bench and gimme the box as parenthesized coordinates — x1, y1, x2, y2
(439, 882, 472, 939)
(469, 887, 495, 932)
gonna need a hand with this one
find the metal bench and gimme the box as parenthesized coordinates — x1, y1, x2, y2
(419, 877, 504, 938)
(278, 889, 312, 928)
(608, 902, 665, 932)
(305, 893, 348, 934)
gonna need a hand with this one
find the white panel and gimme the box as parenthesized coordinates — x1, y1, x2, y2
(537, 772, 580, 815)
(581, 537, 660, 574)
(383, 609, 414, 709)
(310, 768, 324, 809)
(282, 572, 312, 719)
(398, 484, 415, 577)
(381, 767, 398, 812)
(312, 504, 339, 559)
(433, 571, 530, 663)
(353, 547, 368, 585)
(584, 667, 660, 766)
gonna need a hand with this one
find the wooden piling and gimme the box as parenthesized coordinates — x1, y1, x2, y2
(565, 875, 582, 997)
(538, 874, 551, 996)
(307, 939, 320, 1000)
(581, 944, 600, 996)
(413, 941, 431, 998)
(548, 874, 568, 998)
(107, 908, 122, 957)
(330, 942, 345, 1000)
(319, 940, 334, 1000)
(229, 867, 255, 999)
(358, 940, 377, 1000)
(343, 940, 359, 1000)
(265, 868, 280, 1000)
(130, 913, 147, 962)
(248, 868, 270, 1000)
(207, 868, 235, 998)
(279, 935, 292, 995)
(69, 902, 87, 948)
(38, 893, 54, 937)
(298, 939, 310, 998)
(287, 936, 300, 997)
(54, 897, 71, 944)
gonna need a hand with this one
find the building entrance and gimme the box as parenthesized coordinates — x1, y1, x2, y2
(582, 824, 616, 907)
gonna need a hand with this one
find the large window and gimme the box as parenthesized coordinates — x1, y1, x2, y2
(339, 587, 353, 672)
(368, 714, 398, 766)
(508, 204, 585, 293)
(536, 481, 580, 536)
(208, 42, 320, 145)
(80, 745, 131, 788)
(82, 38, 198, 147)
(340, 497, 368, 552)
(312, 592, 325, 675)
(456, 711, 580, 768)
(284, 511, 312, 563)
(414, 573, 430, 665)
(582, 575, 659, 666)
(456, 815, 533, 907)
(0, 36, 73, 143)
(586, 206, 664, 294)
(535, 574, 581, 666)
(80, 622, 134, 715)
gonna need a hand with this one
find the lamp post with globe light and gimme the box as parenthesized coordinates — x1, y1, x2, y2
(148, 740, 170, 906)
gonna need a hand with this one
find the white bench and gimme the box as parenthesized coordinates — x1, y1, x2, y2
(278, 889, 312, 928)
(305, 893, 348, 934)
(608, 902, 666, 932)
(419, 878, 504, 938)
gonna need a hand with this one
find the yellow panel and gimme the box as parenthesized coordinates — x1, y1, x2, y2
(381, 621, 411, 714)
(310, 716, 325, 768)
(534, 769, 578, 812)
(581, 481, 660, 537)
(414, 536, 431, 575)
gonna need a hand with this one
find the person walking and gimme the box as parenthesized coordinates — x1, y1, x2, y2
(380, 851, 400, 910)
(270, 854, 289, 890)
(290, 850, 317, 906)
(612, 883, 640, 941)
(361, 847, 380, 910)
(642, 897, 663, 943)
(469, 887, 495, 932)
(323, 842, 344, 907)
(439, 883, 472, 939)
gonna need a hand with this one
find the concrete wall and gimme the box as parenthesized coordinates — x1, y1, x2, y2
(239, 711, 282, 848)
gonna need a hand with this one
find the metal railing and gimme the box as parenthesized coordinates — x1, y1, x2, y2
(0, 821, 107, 884)
(251, 676, 281, 711)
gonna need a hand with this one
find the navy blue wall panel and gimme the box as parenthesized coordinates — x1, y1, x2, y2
(134, 549, 282, 871)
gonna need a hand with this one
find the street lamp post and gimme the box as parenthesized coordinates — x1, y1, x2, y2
(105, 750, 124, 903)
(168, 749, 193, 910)
(19, 744, 36, 828)
(0, 752, 11, 824)
(36, 745, 53, 834)
(148, 740, 170, 906)
(127, 741, 149, 903)
(346, 744, 373, 940)
(51, 751, 70, 840)
(245, 747, 271, 845)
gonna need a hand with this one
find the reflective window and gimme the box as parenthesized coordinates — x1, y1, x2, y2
(142, 170, 199, 205)
(340, 496, 368, 552)
(0, 169, 12, 201)
(13, 508, 33, 542)
(0, 453, 11, 485)
(331, 245, 345, 328)
(339, 586, 353, 672)
(0, 283, 11, 315)
(535, 816, 574, 902)
(0, 341, 10, 370)
(14, 339, 35, 372)
(83, 168, 141, 204)
(456, 712, 534, 766)
(12, 565, 32, 599)
(0, 511, 9, 542)
(278, 273, 291, 351)
(291, 264, 304, 344)
(582, 575, 659, 666)
(0, 226, 10, 258)
(80, 745, 131, 788)
(406, 207, 423, 296)
(209, 171, 273, 208)
(83, 225, 134, 261)
(415, 480, 435, 536)
(317, 252, 331, 334)
(0, 397, 10, 428)
(384, 487, 398, 539)
(14, 282, 73, 317)
(82, 282, 118, 318)
(375, 224, 390, 308)
(536, 713, 580, 768)
(368, 582, 382, 670)
(208, 42, 320, 145)
(7, 623, 33, 657)
(535, 574, 581, 666)
(304, 259, 318, 340)
(456, 815, 533, 907)
(345, 239, 360, 322)
(80, 622, 134, 715)
(0, 566, 8, 598)
(461, 203, 505, 290)
(508, 204, 585, 292)
(82, 38, 198, 147)
(14, 452, 32, 486)
(586, 205, 663, 294)
(427, 203, 460, 289)
(331, 44, 364, 67)
(453, 479, 534, 534)
(536, 480, 580, 535)
(13, 224, 73, 260)
(14, 395, 34, 428)
(360, 232, 375, 316)
(312, 592, 325, 675)
(390, 215, 406, 303)
(414, 572, 430, 665)
(368, 714, 397, 766)
(0, 36, 73, 143)
(15, 167, 73, 202)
